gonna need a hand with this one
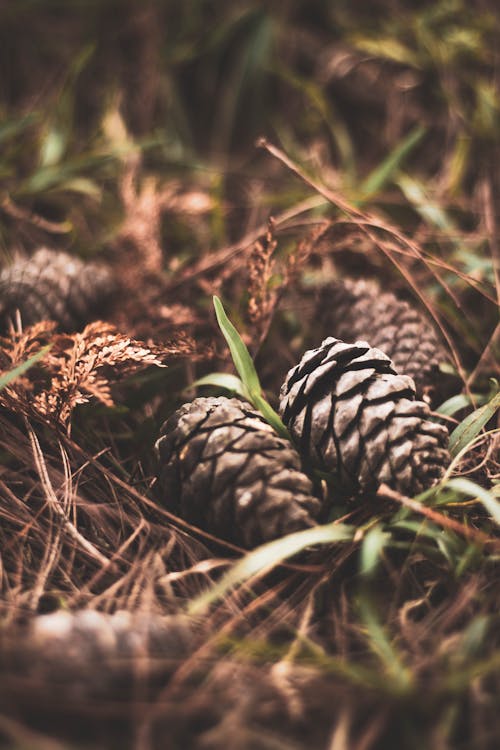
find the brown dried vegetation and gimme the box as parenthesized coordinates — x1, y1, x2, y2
(0, 321, 191, 428)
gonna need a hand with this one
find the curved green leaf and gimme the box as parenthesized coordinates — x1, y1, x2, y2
(188, 521, 355, 615)
(213, 295, 260, 397)
(212, 296, 290, 439)
(191, 372, 250, 400)
(445, 477, 500, 526)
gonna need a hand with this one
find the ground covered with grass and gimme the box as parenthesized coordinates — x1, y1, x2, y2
(0, 1, 499, 748)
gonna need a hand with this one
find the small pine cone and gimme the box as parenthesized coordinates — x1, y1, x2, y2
(0, 247, 115, 331)
(314, 278, 451, 402)
(155, 396, 322, 548)
(279, 337, 449, 497)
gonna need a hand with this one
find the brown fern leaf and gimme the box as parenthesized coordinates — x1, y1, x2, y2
(0, 321, 183, 427)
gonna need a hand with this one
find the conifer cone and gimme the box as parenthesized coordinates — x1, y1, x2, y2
(314, 278, 452, 402)
(0, 610, 194, 701)
(155, 396, 322, 548)
(0, 248, 115, 331)
(279, 337, 449, 497)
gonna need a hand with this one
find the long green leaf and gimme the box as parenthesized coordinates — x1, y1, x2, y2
(212, 296, 290, 439)
(360, 524, 391, 575)
(397, 172, 456, 232)
(0, 345, 51, 391)
(0, 112, 40, 146)
(213, 296, 260, 396)
(437, 393, 479, 417)
(444, 477, 500, 526)
(188, 522, 355, 615)
(253, 393, 290, 440)
(358, 597, 413, 691)
(449, 390, 500, 457)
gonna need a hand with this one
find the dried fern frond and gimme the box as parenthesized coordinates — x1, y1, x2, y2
(247, 220, 278, 342)
(246, 220, 316, 353)
(0, 321, 191, 427)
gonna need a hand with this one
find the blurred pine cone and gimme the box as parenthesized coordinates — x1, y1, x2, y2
(279, 337, 449, 497)
(155, 396, 322, 548)
(313, 278, 452, 403)
(0, 248, 115, 331)
(0, 609, 194, 702)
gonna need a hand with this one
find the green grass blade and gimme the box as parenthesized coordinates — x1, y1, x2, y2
(360, 524, 390, 575)
(0, 345, 51, 391)
(213, 295, 260, 397)
(212, 296, 290, 438)
(437, 393, 479, 417)
(397, 172, 457, 232)
(444, 477, 500, 526)
(360, 125, 426, 198)
(449, 390, 500, 457)
(358, 597, 413, 692)
(188, 522, 355, 615)
(252, 393, 290, 440)
(0, 112, 40, 146)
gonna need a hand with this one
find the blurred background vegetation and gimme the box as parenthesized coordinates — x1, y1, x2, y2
(1, 0, 498, 368)
(1, 0, 498, 246)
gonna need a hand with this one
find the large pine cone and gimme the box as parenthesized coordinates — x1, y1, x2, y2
(155, 396, 322, 548)
(312, 278, 452, 403)
(279, 337, 449, 497)
(0, 248, 115, 331)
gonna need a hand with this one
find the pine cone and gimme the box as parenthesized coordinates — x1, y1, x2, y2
(0, 610, 194, 702)
(313, 278, 452, 403)
(155, 396, 322, 548)
(279, 337, 449, 497)
(0, 248, 115, 331)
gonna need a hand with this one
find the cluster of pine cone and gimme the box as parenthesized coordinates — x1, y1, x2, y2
(156, 281, 451, 548)
(0, 248, 452, 550)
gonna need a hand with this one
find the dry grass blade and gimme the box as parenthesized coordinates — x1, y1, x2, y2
(26, 421, 110, 569)
(256, 138, 488, 396)
(169, 195, 328, 288)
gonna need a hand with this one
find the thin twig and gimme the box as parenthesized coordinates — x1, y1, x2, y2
(0, 193, 71, 234)
(168, 194, 328, 288)
(377, 483, 499, 550)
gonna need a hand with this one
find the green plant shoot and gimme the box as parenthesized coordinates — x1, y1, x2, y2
(213, 295, 290, 439)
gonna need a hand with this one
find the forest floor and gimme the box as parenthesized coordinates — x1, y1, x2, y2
(0, 2, 499, 748)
